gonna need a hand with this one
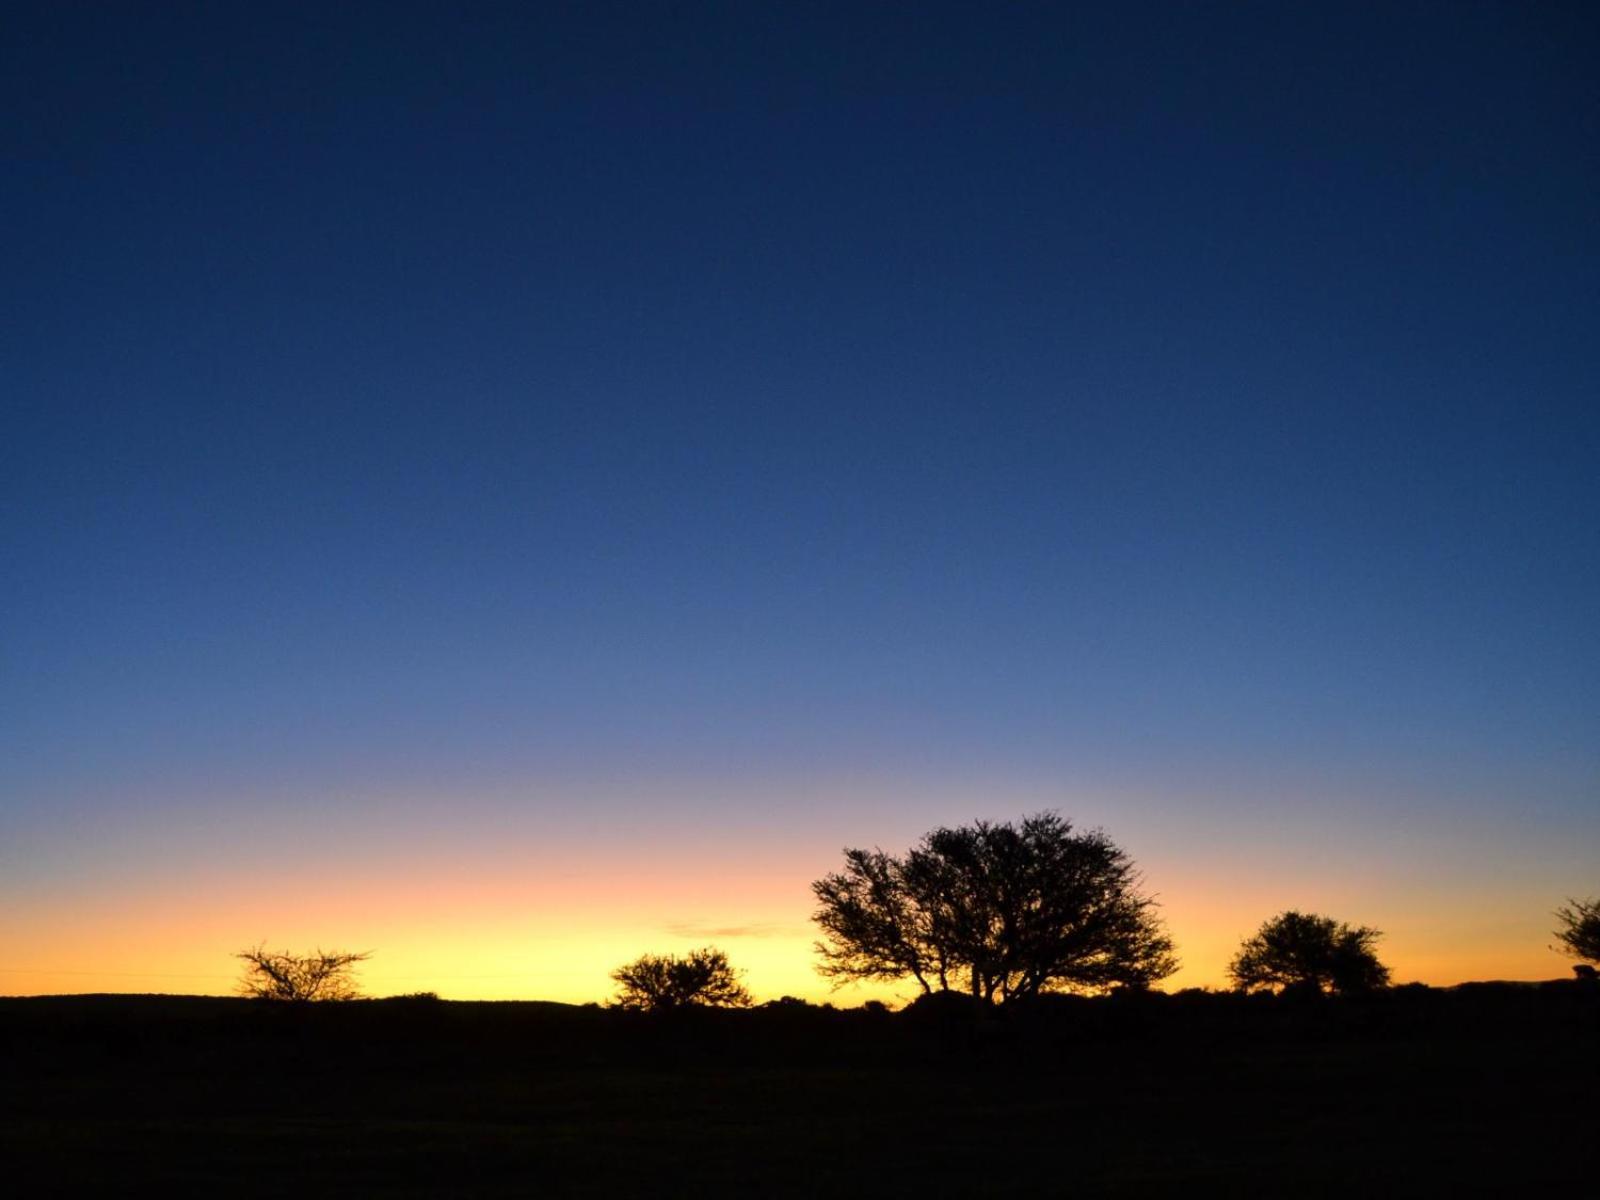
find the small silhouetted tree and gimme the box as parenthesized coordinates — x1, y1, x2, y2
(236, 945, 371, 1001)
(1229, 912, 1390, 996)
(811, 811, 1178, 1003)
(1553, 897, 1600, 966)
(610, 947, 753, 1011)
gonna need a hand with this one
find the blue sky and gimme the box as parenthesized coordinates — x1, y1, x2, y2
(2, 2, 1596, 996)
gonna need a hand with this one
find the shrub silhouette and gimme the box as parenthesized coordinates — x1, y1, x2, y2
(235, 945, 371, 1001)
(1552, 897, 1600, 966)
(610, 947, 753, 1011)
(811, 811, 1177, 1002)
(1229, 912, 1390, 996)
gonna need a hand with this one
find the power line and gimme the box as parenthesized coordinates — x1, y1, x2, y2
(0, 967, 547, 981)
(0, 968, 235, 979)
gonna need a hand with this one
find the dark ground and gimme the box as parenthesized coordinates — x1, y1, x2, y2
(4, 982, 1596, 1197)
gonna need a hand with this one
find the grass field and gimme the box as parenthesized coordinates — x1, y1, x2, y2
(5, 984, 1595, 1196)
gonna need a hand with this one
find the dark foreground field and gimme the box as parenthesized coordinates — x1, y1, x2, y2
(5, 983, 1596, 1197)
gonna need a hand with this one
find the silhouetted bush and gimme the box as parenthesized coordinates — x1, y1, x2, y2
(902, 990, 993, 1020)
(610, 946, 753, 1011)
(235, 946, 371, 1001)
(762, 995, 812, 1010)
(1229, 912, 1390, 996)
(1553, 897, 1600, 964)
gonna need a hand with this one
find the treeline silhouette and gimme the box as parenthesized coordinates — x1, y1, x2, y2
(8, 869, 1599, 1200)
(5, 977, 1597, 1065)
(5, 975, 1597, 1194)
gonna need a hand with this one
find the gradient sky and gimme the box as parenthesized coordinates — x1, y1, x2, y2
(4, 2, 1597, 1002)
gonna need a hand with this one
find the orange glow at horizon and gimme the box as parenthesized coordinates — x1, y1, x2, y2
(3, 775, 1590, 1003)
(1, 861, 1577, 1002)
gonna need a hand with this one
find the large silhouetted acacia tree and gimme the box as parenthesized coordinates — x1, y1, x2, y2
(811, 812, 1178, 1003)
(610, 947, 753, 1011)
(1553, 897, 1600, 965)
(1228, 912, 1390, 996)
(235, 945, 371, 1001)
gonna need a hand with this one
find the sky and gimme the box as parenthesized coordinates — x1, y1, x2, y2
(3, 2, 1597, 1002)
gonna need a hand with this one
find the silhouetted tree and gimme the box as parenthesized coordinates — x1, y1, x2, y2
(1228, 912, 1390, 996)
(1553, 897, 1600, 965)
(235, 945, 371, 1001)
(610, 946, 753, 1011)
(811, 811, 1178, 1003)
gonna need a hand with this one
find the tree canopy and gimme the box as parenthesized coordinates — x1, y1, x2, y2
(811, 811, 1177, 1003)
(235, 946, 370, 1001)
(1553, 897, 1600, 965)
(610, 947, 753, 1011)
(1228, 911, 1390, 996)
